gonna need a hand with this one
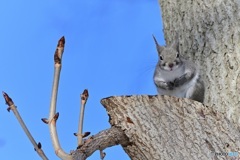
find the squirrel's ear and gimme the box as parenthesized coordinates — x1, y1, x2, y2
(171, 41, 179, 52)
(152, 34, 164, 53)
(171, 33, 179, 52)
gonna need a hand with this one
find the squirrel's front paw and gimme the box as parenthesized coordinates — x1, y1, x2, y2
(166, 81, 174, 90)
(173, 78, 180, 87)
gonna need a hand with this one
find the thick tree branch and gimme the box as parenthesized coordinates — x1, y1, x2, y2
(72, 126, 129, 160)
(100, 95, 240, 160)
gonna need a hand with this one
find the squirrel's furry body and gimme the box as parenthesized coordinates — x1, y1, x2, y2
(153, 35, 205, 103)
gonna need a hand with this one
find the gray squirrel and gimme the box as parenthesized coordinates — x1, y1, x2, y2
(153, 35, 205, 103)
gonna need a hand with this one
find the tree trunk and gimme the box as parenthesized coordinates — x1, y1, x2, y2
(159, 0, 240, 123)
(73, 1, 240, 159)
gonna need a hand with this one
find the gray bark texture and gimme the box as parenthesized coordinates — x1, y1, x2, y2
(159, 0, 240, 122)
(73, 0, 240, 159)
(101, 95, 240, 160)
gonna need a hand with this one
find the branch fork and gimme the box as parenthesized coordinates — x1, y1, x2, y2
(2, 37, 130, 160)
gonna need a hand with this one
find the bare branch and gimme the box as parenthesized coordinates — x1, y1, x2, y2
(50, 36, 65, 117)
(77, 89, 89, 147)
(72, 126, 129, 160)
(2, 91, 48, 160)
(48, 36, 72, 160)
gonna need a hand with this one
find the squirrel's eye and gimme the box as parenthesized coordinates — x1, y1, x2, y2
(160, 56, 163, 60)
(176, 53, 179, 58)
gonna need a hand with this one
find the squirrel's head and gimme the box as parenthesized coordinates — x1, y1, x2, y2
(153, 35, 182, 71)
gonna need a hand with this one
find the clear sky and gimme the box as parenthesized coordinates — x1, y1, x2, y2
(0, 0, 164, 159)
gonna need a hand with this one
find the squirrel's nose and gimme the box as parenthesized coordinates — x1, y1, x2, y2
(169, 63, 174, 68)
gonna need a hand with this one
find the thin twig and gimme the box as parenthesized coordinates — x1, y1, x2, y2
(77, 89, 89, 147)
(100, 150, 106, 160)
(2, 91, 48, 160)
(47, 36, 72, 160)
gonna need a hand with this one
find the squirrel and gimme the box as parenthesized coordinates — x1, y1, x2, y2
(152, 35, 205, 103)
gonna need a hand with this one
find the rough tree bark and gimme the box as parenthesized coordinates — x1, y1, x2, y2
(159, 0, 240, 122)
(100, 95, 240, 160)
(73, 1, 240, 160)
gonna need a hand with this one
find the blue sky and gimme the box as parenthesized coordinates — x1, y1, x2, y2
(0, 0, 164, 159)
